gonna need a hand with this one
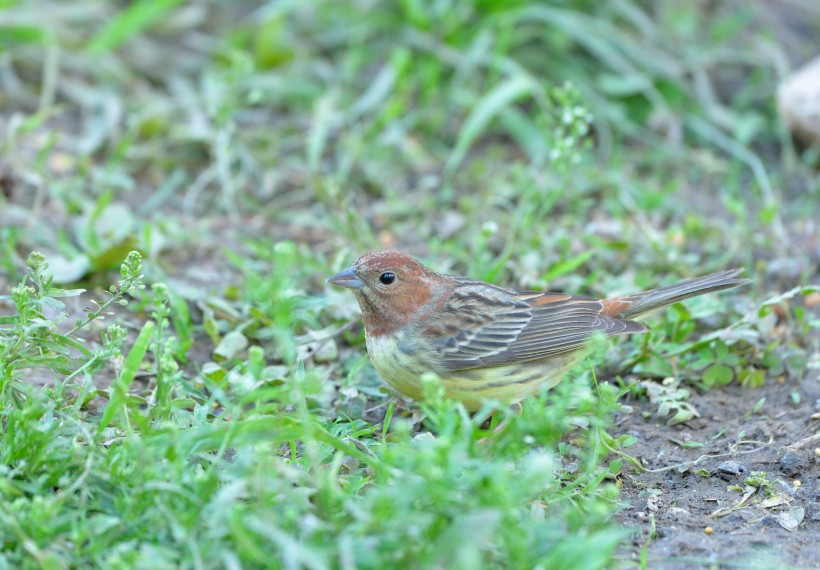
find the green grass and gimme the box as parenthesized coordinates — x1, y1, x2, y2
(0, 0, 818, 568)
(1, 252, 628, 569)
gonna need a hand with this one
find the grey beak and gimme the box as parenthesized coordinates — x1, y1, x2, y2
(327, 266, 363, 289)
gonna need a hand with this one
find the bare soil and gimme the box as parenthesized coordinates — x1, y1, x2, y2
(614, 373, 820, 569)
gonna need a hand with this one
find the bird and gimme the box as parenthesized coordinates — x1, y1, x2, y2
(327, 251, 750, 411)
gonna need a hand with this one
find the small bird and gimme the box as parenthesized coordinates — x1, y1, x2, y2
(328, 251, 750, 411)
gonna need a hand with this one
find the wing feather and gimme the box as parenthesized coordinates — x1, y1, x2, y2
(432, 279, 646, 370)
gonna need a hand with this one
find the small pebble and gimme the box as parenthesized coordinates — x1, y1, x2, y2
(780, 450, 809, 477)
(704, 527, 714, 535)
(762, 515, 778, 527)
(716, 460, 747, 480)
(340, 456, 360, 473)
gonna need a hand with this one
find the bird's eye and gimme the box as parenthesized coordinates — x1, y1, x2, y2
(379, 272, 396, 285)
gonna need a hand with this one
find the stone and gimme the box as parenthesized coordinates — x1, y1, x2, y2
(779, 450, 808, 477)
(715, 460, 748, 481)
(778, 55, 820, 145)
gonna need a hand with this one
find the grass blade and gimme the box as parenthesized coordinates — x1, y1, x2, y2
(542, 250, 595, 282)
(445, 74, 536, 177)
(96, 321, 155, 435)
(86, 0, 183, 53)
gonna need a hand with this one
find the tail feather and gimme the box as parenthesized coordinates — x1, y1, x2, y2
(610, 268, 750, 320)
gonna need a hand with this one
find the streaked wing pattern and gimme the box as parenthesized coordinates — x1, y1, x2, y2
(434, 278, 646, 370)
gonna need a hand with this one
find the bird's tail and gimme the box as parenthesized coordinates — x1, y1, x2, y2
(605, 269, 750, 321)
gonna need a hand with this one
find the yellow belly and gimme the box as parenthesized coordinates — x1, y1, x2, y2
(365, 334, 580, 411)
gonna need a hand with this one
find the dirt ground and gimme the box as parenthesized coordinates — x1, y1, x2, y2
(614, 372, 820, 569)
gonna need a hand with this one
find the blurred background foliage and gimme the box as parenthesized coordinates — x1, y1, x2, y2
(0, 0, 816, 288)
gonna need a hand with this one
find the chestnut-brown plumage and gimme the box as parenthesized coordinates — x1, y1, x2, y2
(328, 251, 749, 411)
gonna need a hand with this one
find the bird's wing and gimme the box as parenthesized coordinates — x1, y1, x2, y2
(427, 279, 646, 371)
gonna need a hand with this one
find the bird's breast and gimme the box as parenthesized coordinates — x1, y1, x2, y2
(364, 330, 435, 401)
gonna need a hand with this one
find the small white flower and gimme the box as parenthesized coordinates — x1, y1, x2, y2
(481, 221, 498, 235)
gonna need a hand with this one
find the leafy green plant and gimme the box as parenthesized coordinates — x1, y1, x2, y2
(0, 251, 144, 399)
(691, 339, 740, 388)
(640, 378, 700, 426)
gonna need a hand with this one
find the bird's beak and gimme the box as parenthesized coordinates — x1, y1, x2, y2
(327, 266, 363, 289)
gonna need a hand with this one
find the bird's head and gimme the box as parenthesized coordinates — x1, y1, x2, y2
(327, 250, 448, 336)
